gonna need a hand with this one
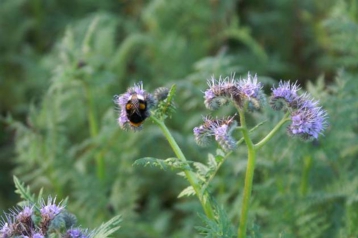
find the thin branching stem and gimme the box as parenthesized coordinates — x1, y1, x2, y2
(255, 112, 290, 150)
(150, 115, 215, 220)
(237, 108, 257, 238)
(238, 111, 290, 237)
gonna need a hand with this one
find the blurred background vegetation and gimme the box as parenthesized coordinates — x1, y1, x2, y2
(0, 0, 357, 237)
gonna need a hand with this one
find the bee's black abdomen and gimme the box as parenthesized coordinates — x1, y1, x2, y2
(125, 95, 148, 127)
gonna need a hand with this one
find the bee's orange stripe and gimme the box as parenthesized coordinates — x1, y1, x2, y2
(129, 121, 143, 127)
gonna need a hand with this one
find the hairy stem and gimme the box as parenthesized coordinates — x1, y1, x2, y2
(151, 116, 215, 220)
(238, 108, 256, 238)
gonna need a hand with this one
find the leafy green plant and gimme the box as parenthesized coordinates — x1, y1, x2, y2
(0, 177, 121, 238)
(118, 72, 328, 237)
(2, 0, 358, 237)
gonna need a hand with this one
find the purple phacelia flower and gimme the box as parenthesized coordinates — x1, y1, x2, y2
(213, 122, 237, 152)
(40, 197, 64, 220)
(204, 75, 241, 110)
(270, 81, 301, 111)
(16, 206, 33, 221)
(204, 73, 265, 111)
(66, 228, 89, 238)
(194, 115, 237, 151)
(0, 222, 12, 237)
(114, 82, 156, 131)
(287, 97, 328, 141)
(193, 124, 213, 146)
(33, 233, 45, 238)
(238, 73, 266, 111)
(238, 73, 263, 99)
(270, 80, 328, 140)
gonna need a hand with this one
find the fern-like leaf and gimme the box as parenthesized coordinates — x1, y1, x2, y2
(133, 157, 191, 171)
(13, 176, 36, 205)
(91, 215, 122, 238)
(178, 186, 196, 198)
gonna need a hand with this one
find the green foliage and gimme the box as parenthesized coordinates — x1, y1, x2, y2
(196, 203, 235, 238)
(1, 0, 358, 237)
(152, 84, 177, 121)
(4, 177, 121, 238)
(133, 157, 191, 171)
(13, 175, 38, 205)
(91, 215, 122, 238)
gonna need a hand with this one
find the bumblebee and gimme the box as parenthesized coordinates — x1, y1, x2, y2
(125, 93, 148, 127)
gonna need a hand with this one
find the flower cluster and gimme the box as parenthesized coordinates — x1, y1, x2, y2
(204, 73, 265, 111)
(194, 115, 237, 152)
(194, 73, 328, 150)
(0, 197, 89, 238)
(195, 73, 265, 151)
(270, 81, 328, 141)
(270, 81, 301, 110)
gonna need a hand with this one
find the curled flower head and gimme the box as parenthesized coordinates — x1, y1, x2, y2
(203, 73, 266, 111)
(270, 81, 301, 111)
(193, 115, 237, 152)
(287, 96, 328, 141)
(40, 197, 64, 220)
(0, 206, 35, 237)
(193, 118, 215, 146)
(238, 73, 266, 111)
(204, 75, 241, 110)
(114, 82, 156, 131)
(153, 87, 169, 102)
(16, 206, 33, 222)
(238, 73, 263, 99)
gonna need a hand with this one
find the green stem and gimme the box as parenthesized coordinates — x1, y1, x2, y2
(238, 111, 290, 237)
(151, 116, 215, 220)
(238, 108, 256, 238)
(83, 82, 105, 181)
(254, 112, 290, 151)
(300, 156, 312, 196)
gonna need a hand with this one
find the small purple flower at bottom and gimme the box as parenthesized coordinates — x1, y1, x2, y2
(66, 228, 89, 238)
(213, 123, 237, 152)
(40, 197, 64, 220)
(33, 233, 45, 238)
(0, 222, 12, 237)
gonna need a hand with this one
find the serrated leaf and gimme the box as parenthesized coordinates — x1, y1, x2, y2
(193, 162, 210, 178)
(133, 157, 191, 171)
(13, 176, 36, 205)
(178, 186, 195, 198)
(177, 171, 186, 177)
(91, 215, 122, 238)
(207, 154, 218, 168)
(164, 158, 192, 170)
(133, 157, 170, 170)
